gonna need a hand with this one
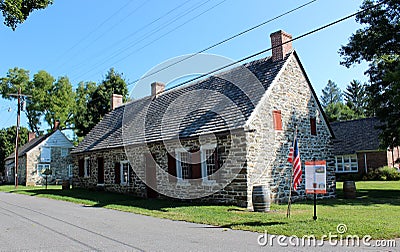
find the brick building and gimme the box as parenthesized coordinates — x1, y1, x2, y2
(331, 117, 399, 179)
(71, 30, 335, 208)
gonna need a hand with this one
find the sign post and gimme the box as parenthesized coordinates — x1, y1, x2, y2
(305, 160, 327, 221)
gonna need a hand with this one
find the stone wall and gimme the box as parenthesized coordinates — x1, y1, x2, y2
(25, 147, 73, 186)
(73, 148, 147, 197)
(246, 53, 335, 208)
(17, 156, 27, 185)
(4, 159, 14, 183)
(73, 131, 249, 206)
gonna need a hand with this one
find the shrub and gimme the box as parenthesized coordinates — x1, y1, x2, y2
(379, 166, 400, 181)
(363, 166, 400, 181)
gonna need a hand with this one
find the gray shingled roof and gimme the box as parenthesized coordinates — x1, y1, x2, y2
(331, 117, 383, 155)
(72, 53, 291, 154)
(5, 131, 55, 161)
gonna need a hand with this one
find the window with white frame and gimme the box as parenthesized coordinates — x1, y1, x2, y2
(335, 155, 358, 172)
(40, 147, 51, 162)
(68, 164, 73, 177)
(37, 164, 51, 176)
(201, 144, 217, 182)
(120, 161, 130, 185)
(176, 150, 191, 180)
(84, 157, 90, 177)
(175, 145, 219, 182)
(61, 148, 69, 157)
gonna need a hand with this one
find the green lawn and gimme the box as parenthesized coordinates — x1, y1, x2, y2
(1, 181, 399, 239)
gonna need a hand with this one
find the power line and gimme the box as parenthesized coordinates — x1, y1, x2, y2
(67, 0, 149, 62)
(70, 0, 215, 81)
(127, 0, 317, 86)
(108, 0, 228, 71)
(68, 0, 204, 80)
(48, 0, 144, 71)
(67, 0, 192, 76)
(71, 0, 223, 82)
(1, 110, 15, 128)
(163, 0, 386, 92)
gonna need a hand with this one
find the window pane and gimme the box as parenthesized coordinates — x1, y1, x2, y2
(68, 164, 73, 177)
(121, 163, 129, 183)
(336, 156, 343, 171)
(84, 158, 90, 177)
(205, 149, 216, 176)
(38, 164, 51, 176)
(180, 152, 190, 180)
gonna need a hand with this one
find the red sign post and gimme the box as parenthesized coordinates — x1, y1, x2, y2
(305, 160, 327, 220)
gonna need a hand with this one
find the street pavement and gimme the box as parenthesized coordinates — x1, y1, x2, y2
(0, 192, 398, 252)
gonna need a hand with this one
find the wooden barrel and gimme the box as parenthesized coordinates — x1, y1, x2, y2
(62, 180, 70, 190)
(343, 181, 356, 199)
(252, 185, 271, 212)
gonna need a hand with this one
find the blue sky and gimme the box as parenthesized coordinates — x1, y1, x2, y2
(0, 0, 368, 130)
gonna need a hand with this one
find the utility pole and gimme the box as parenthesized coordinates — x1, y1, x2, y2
(8, 87, 30, 188)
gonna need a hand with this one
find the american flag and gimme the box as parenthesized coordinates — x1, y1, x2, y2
(288, 138, 302, 191)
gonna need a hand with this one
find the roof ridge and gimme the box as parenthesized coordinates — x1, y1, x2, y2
(72, 53, 290, 153)
(330, 117, 378, 125)
(5, 130, 56, 160)
(128, 54, 276, 102)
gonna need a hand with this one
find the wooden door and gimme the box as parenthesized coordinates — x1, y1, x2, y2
(97, 157, 104, 184)
(145, 153, 158, 198)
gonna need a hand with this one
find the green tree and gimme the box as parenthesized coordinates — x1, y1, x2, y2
(325, 102, 356, 122)
(344, 80, 366, 118)
(1, 69, 75, 134)
(26, 70, 54, 134)
(74, 81, 97, 138)
(339, 0, 400, 149)
(0, 0, 53, 30)
(320, 80, 343, 108)
(46, 76, 75, 130)
(86, 68, 128, 132)
(0, 67, 30, 95)
(0, 67, 38, 131)
(0, 126, 28, 173)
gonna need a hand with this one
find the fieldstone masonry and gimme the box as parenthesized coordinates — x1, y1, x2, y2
(245, 53, 335, 209)
(72, 52, 335, 208)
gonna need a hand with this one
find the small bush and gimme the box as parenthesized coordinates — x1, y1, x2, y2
(379, 166, 400, 181)
(363, 166, 400, 181)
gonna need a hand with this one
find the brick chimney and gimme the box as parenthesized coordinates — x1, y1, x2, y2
(270, 30, 293, 62)
(28, 132, 36, 142)
(151, 82, 165, 98)
(53, 120, 60, 131)
(111, 94, 123, 110)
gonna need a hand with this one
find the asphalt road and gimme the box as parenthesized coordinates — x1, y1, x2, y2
(0, 192, 398, 252)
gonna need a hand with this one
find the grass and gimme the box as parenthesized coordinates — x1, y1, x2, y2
(1, 181, 399, 239)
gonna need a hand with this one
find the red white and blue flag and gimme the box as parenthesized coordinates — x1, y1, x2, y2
(288, 138, 302, 191)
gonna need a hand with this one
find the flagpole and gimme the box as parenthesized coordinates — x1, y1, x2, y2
(287, 126, 297, 218)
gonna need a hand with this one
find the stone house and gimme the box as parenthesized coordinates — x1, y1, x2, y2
(331, 117, 400, 179)
(71, 30, 335, 208)
(4, 129, 74, 186)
